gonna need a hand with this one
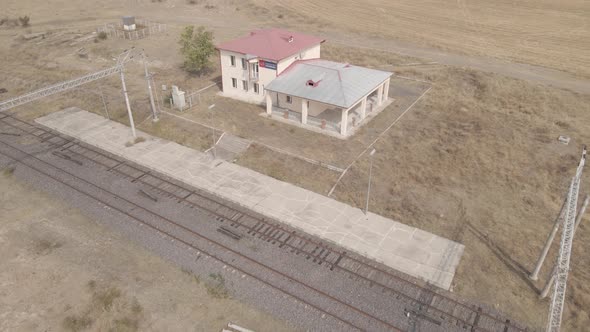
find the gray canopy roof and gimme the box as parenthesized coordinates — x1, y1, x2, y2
(265, 59, 392, 109)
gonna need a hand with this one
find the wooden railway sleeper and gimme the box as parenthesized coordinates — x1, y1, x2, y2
(470, 307, 482, 332)
(278, 231, 293, 248)
(271, 230, 286, 244)
(0, 131, 21, 137)
(51, 151, 83, 166)
(138, 189, 158, 202)
(260, 224, 274, 240)
(262, 224, 277, 240)
(330, 252, 345, 271)
(313, 247, 326, 264)
(248, 222, 261, 235)
(217, 226, 242, 240)
(131, 171, 149, 183)
(267, 228, 281, 243)
(255, 224, 268, 238)
(254, 222, 266, 236)
(316, 248, 327, 265)
(319, 248, 332, 265)
(309, 247, 320, 261)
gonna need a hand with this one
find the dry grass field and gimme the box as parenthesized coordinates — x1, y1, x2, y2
(248, 0, 590, 78)
(1, 0, 590, 330)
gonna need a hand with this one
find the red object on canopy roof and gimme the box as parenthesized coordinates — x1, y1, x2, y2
(216, 28, 325, 62)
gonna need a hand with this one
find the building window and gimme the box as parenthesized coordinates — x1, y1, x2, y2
(241, 58, 247, 70)
(230, 55, 235, 67)
(286, 95, 292, 104)
(253, 83, 259, 94)
(231, 78, 237, 88)
(242, 80, 248, 91)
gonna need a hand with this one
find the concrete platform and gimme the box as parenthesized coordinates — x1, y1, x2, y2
(37, 108, 464, 289)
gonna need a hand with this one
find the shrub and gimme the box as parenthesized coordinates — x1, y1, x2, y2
(205, 273, 229, 299)
(2, 166, 15, 177)
(178, 25, 215, 74)
(97, 31, 107, 40)
(18, 16, 30, 27)
(62, 315, 93, 331)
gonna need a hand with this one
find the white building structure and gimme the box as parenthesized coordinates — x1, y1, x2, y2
(217, 29, 393, 138)
(265, 60, 391, 137)
(217, 29, 324, 104)
(122, 16, 136, 31)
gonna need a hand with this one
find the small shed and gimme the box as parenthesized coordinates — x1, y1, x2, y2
(122, 16, 136, 31)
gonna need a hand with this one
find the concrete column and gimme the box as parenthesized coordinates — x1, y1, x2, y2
(340, 108, 348, 136)
(266, 92, 272, 115)
(301, 99, 308, 124)
(360, 97, 367, 119)
(383, 78, 390, 103)
(377, 84, 384, 106)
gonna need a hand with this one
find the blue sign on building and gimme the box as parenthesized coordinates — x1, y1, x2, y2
(259, 60, 277, 70)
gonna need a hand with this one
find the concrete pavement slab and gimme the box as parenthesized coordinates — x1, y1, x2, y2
(37, 107, 465, 289)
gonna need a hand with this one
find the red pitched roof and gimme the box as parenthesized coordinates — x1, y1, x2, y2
(216, 28, 325, 62)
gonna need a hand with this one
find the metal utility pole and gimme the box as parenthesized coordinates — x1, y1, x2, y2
(142, 53, 158, 122)
(529, 199, 567, 280)
(209, 104, 216, 159)
(364, 148, 376, 215)
(98, 85, 110, 120)
(120, 68, 136, 138)
(546, 146, 586, 332)
(574, 195, 589, 231)
(0, 59, 126, 112)
(540, 194, 589, 299)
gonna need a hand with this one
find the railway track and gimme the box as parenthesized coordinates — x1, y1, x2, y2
(0, 113, 530, 332)
(0, 124, 399, 332)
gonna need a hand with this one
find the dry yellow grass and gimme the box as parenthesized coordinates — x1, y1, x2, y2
(2, 1, 590, 329)
(250, 0, 590, 77)
(0, 175, 295, 332)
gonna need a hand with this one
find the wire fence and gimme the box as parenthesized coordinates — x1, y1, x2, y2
(184, 81, 220, 110)
(97, 19, 167, 40)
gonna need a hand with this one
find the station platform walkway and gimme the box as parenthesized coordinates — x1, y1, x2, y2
(37, 108, 464, 289)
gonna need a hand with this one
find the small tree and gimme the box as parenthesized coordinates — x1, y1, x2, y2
(179, 26, 215, 74)
(18, 16, 30, 27)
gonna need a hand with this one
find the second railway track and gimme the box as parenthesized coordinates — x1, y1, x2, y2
(0, 113, 531, 332)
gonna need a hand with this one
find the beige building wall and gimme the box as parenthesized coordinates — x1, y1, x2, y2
(219, 50, 274, 104)
(219, 43, 321, 104)
(276, 44, 321, 74)
(270, 91, 336, 116)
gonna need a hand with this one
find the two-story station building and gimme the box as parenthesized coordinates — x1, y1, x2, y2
(216, 29, 392, 137)
(217, 28, 324, 104)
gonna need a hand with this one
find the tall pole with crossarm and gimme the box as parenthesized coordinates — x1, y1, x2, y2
(546, 146, 586, 332)
(143, 52, 158, 122)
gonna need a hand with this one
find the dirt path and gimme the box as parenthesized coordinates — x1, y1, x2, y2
(324, 31, 590, 95)
(3, 0, 586, 95)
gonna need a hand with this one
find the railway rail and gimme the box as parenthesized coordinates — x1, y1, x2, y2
(0, 113, 530, 332)
(0, 121, 397, 332)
